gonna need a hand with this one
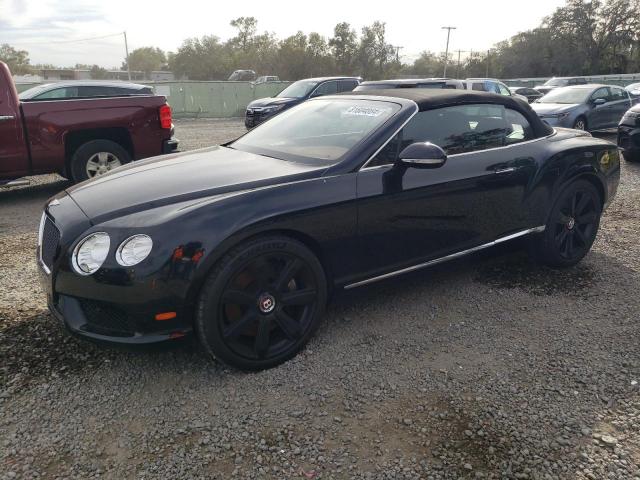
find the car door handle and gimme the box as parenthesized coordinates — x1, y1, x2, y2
(494, 167, 517, 174)
(0, 115, 15, 122)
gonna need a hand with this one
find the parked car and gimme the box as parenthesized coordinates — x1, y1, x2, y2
(354, 78, 465, 91)
(245, 76, 360, 128)
(465, 78, 528, 103)
(254, 76, 280, 85)
(228, 70, 257, 81)
(531, 84, 631, 131)
(624, 82, 640, 104)
(0, 62, 177, 186)
(19, 81, 153, 101)
(38, 88, 619, 370)
(509, 86, 543, 103)
(617, 104, 640, 162)
(534, 77, 587, 95)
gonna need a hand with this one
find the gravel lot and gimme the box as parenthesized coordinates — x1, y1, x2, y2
(1, 119, 639, 480)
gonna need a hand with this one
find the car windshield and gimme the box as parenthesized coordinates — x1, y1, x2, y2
(231, 99, 401, 164)
(276, 80, 319, 98)
(543, 78, 568, 87)
(537, 87, 591, 104)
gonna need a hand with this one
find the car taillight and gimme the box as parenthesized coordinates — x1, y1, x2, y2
(159, 104, 172, 129)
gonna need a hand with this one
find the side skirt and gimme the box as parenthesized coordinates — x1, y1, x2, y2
(343, 226, 546, 290)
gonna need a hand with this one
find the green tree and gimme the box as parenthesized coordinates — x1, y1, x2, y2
(123, 47, 166, 78)
(90, 65, 108, 79)
(329, 22, 358, 74)
(230, 17, 258, 52)
(0, 44, 31, 74)
(169, 36, 231, 80)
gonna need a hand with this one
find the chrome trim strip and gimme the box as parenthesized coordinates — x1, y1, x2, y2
(0, 115, 15, 122)
(344, 226, 546, 289)
(37, 213, 51, 275)
(360, 102, 419, 170)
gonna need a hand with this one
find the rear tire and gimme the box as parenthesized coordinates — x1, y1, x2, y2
(530, 180, 601, 268)
(70, 140, 131, 183)
(196, 236, 327, 371)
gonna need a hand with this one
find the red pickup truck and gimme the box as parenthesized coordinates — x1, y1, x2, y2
(0, 61, 178, 186)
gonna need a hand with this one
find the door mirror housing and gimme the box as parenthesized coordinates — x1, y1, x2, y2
(397, 142, 447, 168)
(592, 97, 607, 106)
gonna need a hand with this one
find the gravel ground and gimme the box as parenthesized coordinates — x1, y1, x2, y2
(1, 119, 639, 480)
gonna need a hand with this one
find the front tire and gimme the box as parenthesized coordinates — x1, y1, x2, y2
(70, 140, 131, 183)
(196, 236, 327, 371)
(531, 180, 602, 268)
(573, 116, 587, 131)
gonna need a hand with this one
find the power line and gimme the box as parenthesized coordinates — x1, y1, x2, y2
(8, 32, 124, 47)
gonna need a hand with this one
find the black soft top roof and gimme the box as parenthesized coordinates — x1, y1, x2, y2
(339, 88, 553, 136)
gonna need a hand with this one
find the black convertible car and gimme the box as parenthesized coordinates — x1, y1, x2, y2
(38, 90, 620, 370)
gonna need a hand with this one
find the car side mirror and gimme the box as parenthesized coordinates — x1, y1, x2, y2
(397, 142, 447, 168)
(592, 98, 606, 106)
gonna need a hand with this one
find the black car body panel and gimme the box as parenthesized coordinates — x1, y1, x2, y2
(39, 89, 620, 345)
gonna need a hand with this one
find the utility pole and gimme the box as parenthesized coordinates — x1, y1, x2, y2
(123, 31, 131, 81)
(485, 49, 490, 78)
(456, 49, 463, 78)
(393, 45, 404, 62)
(441, 26, 456, 77)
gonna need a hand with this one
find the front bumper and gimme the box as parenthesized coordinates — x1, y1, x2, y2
(617, 125, 640, 155)
(46, 294, 188, 345)
(37, 194, 194, 346)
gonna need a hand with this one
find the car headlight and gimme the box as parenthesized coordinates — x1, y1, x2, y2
(542, 112, 570, 119)
(116, 234, 153, 266)
(72, 232, 111, 276)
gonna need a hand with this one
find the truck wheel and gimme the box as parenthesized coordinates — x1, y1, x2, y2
(70, 140, 131, 183)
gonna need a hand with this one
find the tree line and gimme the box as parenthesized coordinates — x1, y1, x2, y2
(2, 0, 640, 81)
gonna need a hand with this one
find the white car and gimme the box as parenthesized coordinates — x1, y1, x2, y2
(466, 78, 529, 103)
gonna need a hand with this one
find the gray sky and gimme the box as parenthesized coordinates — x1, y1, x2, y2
(1, 0, 566, 68)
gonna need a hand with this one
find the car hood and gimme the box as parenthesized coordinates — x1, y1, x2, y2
(247, 97, 299, 109)
(66, 146, 325, 223)
(531, 103, 579, 115)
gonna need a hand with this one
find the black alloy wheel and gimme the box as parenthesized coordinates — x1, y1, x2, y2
(196, 236, 327, 370)
(532, 180, 602, 267)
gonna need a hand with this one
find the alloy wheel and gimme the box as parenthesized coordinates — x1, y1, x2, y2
(574, 119, 586, 130)
(217, 253, 319, 361)
(553, 189, 598, 260)
(86, 152, 121, 178)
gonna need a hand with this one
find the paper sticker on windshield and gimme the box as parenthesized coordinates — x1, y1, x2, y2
(344, 106, 387, 117)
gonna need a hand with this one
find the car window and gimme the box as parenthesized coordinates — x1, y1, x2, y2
(471, 82, 485, 91)
(591, 87, 609, 103)
(497, 83, 511, 96)
(368, 104, 534, 166)
(34, 87, 79, 99)
(313, 81, 338, 96)
(337, 80, 358, 93)
(608, 87, 627, 101)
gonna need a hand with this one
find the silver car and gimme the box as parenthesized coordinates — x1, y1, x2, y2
(531, 84, 631, 131)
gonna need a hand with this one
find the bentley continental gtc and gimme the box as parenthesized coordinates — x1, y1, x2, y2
(38, 89, 620, 370)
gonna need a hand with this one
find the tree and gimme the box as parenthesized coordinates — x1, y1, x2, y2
(329, 22, 358, 74)
(123, 47, 166, 78)
(90, 65, 108, 79)
(0, 44, 31, 74)
(230, 17, 258, 52)
(358, 22, 398, 80)
(169, 36, 231, 80)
